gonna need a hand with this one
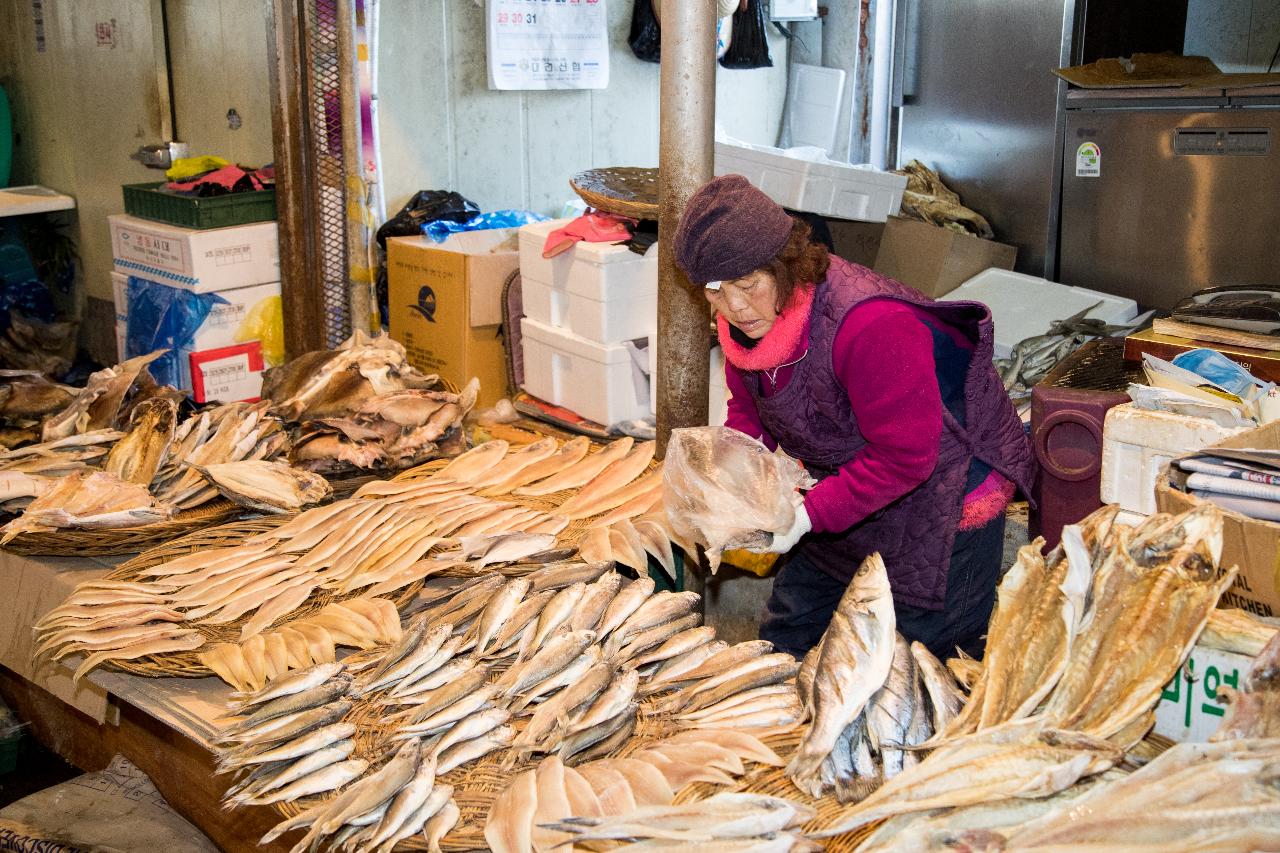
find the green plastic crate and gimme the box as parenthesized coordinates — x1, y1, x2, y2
(122, 182, 276, 230)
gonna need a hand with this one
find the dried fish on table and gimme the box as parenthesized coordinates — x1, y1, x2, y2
(541, 792, 816, 846)
(785, 554, 895, 798)
(513, 436, 633, 497)
(102, 397, 178, 486)
(1, 470, 176, 541)
(193, 460, 331, 513)
(814, 721, 1123, 837)
(42, 350, 166, 441)
(555, 441, 657, 519)
(1002, 739, 1280, 851)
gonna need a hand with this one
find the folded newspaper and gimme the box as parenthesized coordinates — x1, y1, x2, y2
(1173, 444, 1280, 522)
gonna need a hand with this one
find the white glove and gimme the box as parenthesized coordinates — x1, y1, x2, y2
(759, 501, 811, 554)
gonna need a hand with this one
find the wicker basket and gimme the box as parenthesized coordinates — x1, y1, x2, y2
(2, 499, 246, 557)
(570, 167, 659, 220)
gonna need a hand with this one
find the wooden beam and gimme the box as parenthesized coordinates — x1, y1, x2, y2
(268, 0, 328, 358)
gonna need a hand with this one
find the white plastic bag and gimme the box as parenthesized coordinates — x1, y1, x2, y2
(662, 426, 815, 573)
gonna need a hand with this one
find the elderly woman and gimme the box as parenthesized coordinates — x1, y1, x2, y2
(673, 175, 1034, 659)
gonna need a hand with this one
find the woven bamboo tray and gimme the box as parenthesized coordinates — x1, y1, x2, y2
(570, 167, 658, 220)
(2, 498, 246, 558)
(95, 515, 428, 680)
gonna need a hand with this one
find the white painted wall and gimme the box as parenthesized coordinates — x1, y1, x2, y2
(1185, 0, 1280, 73)
(376, 0, 789, 217)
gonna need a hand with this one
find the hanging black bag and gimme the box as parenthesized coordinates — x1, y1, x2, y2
(629, 0, 661, 63)
(719, 0, 772, 69)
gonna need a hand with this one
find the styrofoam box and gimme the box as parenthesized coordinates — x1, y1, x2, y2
(521, 317, 650, 426)
(1154, 643, 1249, 743)
(714, 140, 907, 222)
(109, 214, 279, 292)
(941, 269, 1139, 360)
(1100, 403, 1249, 515)
(647, 340, 729, 425)
(518, 219, 657, 344)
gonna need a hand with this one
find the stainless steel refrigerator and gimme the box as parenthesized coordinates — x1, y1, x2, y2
(1058, 87, 1280, 309)
(891, 0, 1079, 278)
(889, 0, 1198, 284)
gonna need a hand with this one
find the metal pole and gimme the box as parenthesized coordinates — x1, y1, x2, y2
(657, 0, 716, 597)
(338, 0, 371, 335)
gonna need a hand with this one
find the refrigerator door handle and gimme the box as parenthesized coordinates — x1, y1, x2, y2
(890, 0, 913, 108)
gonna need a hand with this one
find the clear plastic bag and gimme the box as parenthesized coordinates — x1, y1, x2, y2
(663, 426, 815, 573)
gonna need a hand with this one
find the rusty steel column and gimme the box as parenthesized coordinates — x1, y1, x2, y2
(656, 0, 716, 460)
(657, 0, 717, 598)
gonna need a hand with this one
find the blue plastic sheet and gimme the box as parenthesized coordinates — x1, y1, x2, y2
(423, 210, 548, 243)
(125, 276, 225, 388)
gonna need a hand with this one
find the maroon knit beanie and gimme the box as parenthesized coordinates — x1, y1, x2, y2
(673, 174, 794, 285)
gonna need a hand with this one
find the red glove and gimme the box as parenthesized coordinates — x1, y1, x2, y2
(542, 212, 636, 258)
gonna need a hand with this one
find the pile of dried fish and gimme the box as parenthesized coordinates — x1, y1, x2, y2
(201, 598, 402, 693)
(997, 306, 1137, 407)
(807, 503, 1235, 839)
(291, 380, 477, 475)
(0, 392, 291, 536)
(498, 784, 814, 852)
(486, 738, 789, 853)
(0, 370, 77, 447)
(210, 551, 801, 852)
(263, 331, 440, 421)
(785, 554, 965, 802)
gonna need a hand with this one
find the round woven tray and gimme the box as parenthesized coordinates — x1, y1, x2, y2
(2, 498, 246, 558)
(570, 167, 658, 220)
(98, 514, 427, 680)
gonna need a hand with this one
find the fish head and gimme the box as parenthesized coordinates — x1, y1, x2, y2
(1250, 630, 1280, 690)
(1131, 504, 1222, 568)
(849, 553, 892, 601)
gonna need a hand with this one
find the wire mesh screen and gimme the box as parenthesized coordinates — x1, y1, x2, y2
(304, 0, 352, 347)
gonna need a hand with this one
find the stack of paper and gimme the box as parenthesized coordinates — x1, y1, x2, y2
(1174, 446, 1280, 522)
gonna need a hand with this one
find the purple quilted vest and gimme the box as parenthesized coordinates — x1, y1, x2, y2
(743, 257, 1034, 610)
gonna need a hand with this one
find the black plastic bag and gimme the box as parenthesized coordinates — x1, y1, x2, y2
(375, 190, 480, 249)
(720, 0, 772, 69)
(375, 190, 480, 326)
(629, 0, 661, 63)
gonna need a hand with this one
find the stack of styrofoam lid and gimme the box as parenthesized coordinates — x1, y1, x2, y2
(941, 268, 1140, 359)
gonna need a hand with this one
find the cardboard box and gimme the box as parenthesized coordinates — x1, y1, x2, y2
(1155, 419, 1280, 617)
(111, 272, 282, 362)
(1125, 328, 1280, 385)
(387, 230, 518, 408)
(1154, 643, 1248, 743)
(109, 214, 279, 292)
(873, 216, 1016, 299)
(825, 218, 885, 268)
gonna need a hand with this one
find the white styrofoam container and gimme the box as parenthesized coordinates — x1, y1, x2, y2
(1154, 644, 1249, 743)
(941, 269, 1140, 359)
(714, 140, 907, 222)
(109, 214, 279, 292)
(1100, 403, 1249, 515)
(520, 317, 650, 426)
(518, 219, 657, 344)
(647, 341, 728, 425)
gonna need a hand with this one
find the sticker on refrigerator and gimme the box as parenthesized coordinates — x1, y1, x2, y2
(1076, 142, 1101, 177)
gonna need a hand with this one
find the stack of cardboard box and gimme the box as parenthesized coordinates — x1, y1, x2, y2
(109, 214, 282, 403)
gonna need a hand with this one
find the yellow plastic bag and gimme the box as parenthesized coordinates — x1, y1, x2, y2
(721, 549, 779, 578)
(235, 295, 285, 366)
(165, 155, 230, 182)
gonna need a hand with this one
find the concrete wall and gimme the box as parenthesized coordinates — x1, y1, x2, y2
(376, 0, 790, 217)
(1185, 0, 1280, 72)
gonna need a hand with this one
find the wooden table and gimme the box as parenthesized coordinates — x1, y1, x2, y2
(0, 549, 294, 853)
